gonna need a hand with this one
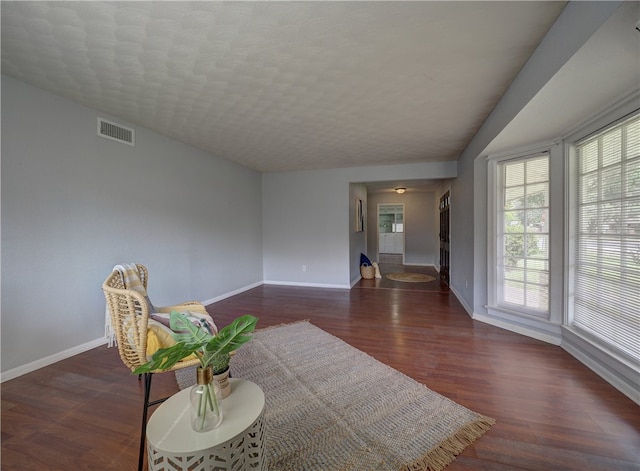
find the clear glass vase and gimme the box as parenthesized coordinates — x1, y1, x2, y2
(189, 366, 223, 432)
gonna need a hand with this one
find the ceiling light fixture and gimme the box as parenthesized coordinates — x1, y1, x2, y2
(395, 187, 406, 194)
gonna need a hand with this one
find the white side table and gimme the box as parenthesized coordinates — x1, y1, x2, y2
(146, 378, 266, 471)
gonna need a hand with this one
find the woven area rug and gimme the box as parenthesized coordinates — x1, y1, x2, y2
(386, 273, 437, 283)
(176, 321, 494, 471)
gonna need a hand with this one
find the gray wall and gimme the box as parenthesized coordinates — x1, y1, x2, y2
(1, 75, 455, 376)
(449, 156, 476, 312)
(365, 191, 436, 266)
(262, 162, 456, 288)
(261, 168, 351, 288)
(1, 76, 263, 375)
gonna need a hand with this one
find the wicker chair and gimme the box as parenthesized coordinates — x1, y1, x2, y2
(102, 264, 207, 471)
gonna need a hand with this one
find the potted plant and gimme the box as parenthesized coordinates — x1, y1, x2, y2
(210, 352, 232, 398)
(134, 311, 258, 432)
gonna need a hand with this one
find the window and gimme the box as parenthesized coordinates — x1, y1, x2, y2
(571, 113, 640, 362)
(496, 154, 550, 316)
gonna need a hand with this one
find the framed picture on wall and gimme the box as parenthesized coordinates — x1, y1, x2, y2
(355, 198, 365, 232)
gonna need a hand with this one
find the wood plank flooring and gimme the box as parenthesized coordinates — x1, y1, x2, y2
(2, 267, 638, 470)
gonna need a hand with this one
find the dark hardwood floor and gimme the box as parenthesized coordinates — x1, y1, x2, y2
(2, 266, 639, 470)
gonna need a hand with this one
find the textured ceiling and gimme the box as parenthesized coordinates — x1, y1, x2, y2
(1, 1, 566, 173)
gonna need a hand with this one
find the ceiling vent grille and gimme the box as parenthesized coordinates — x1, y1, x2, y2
(97, 118, 135, 146)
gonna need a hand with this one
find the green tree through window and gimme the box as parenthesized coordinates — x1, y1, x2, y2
(499, 155, 549, 313)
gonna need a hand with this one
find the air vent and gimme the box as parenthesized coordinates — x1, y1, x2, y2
(97, 118, 135, 146)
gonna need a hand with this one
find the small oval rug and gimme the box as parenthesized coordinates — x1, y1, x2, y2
(386, 273, 437, 283)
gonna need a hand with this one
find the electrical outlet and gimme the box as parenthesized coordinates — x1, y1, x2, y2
(302, 265, 307, 272)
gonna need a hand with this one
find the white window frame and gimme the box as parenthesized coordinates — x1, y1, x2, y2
(488, 148, 551, 320)
(483, 92, 639, 402)
(565, 110, 640, 368)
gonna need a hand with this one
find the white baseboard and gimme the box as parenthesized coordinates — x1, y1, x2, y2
(351, 276, 362, 288)
(472, 311, 562, 345)
(201, 281, 264, 306)
(1, 337, 107, 383)
(463, 306, 636, 404)
(449, 284, 473, 317)
(3, 281, 263, 382)
(448, 282, 562, 346)
(263, 280, 350, 290)
(561, 327, 640, 405)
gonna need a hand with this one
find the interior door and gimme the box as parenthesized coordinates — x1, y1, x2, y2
(439, 191, 450, 285)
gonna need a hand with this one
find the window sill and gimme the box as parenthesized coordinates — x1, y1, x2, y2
(476, 306, 561, 345)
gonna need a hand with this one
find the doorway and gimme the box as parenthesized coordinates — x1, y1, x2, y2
(439, 191, 450, 285)
(377, 203, 404, 264)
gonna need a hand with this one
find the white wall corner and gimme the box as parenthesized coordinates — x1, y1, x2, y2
(449, 284, 474, 318)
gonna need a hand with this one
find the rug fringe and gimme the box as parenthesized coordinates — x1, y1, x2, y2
(401, 416, 496, 471)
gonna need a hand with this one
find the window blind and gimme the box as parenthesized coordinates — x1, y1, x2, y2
(574, 113, 640, 362)
(498, 154, 550, 315)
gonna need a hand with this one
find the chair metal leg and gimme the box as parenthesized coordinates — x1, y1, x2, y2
(138, 372, 173, 471)
(139, 372, 153, 471)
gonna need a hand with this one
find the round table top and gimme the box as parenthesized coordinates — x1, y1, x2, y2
(146, 378, 265, 454)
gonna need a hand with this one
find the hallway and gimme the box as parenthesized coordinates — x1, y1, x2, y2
(355, 263, 449, 292)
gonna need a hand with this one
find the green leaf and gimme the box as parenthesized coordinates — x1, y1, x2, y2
(132, 342, 201, 374)
(204, 315, 258, 356)
(131, 314, 258, 375)
(168, 311, 214, 345)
